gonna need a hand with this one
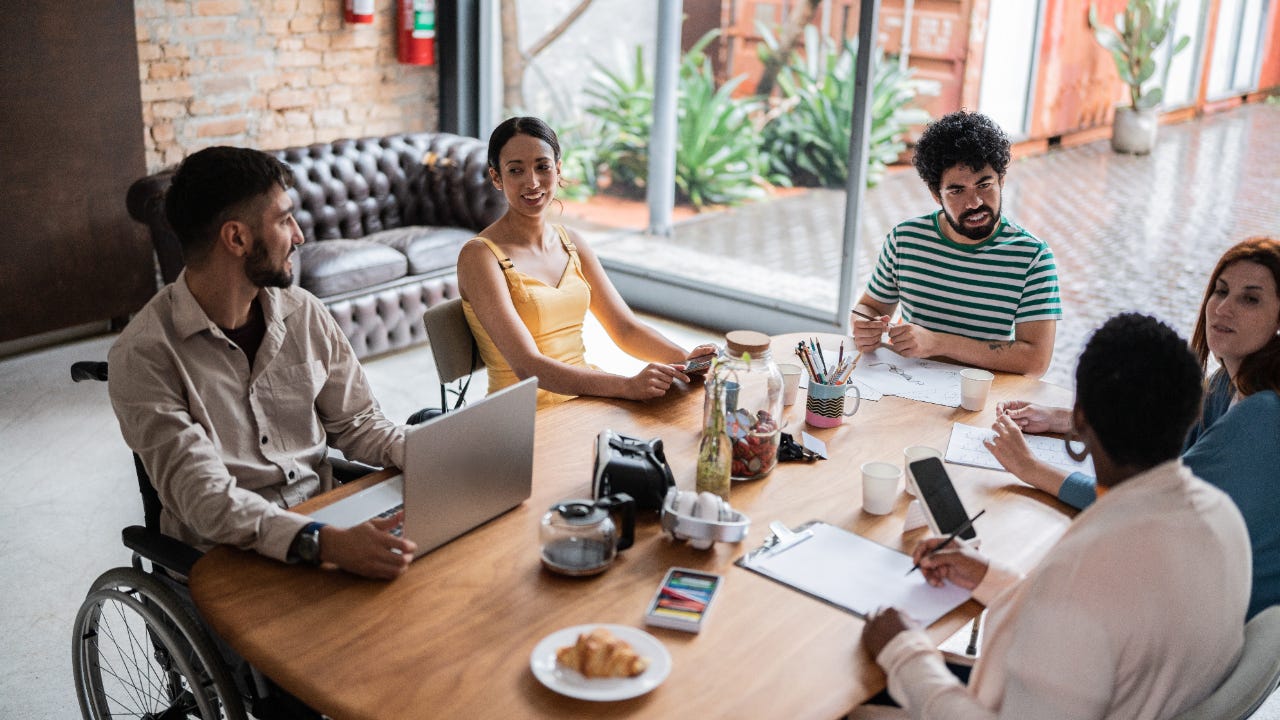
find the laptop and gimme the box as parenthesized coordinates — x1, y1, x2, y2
(308, 377, 538, 558)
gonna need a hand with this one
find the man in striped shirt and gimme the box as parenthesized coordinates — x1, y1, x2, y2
(852, 111, 1061, 376)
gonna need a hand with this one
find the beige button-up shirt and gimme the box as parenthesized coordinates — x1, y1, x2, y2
(858, 460, 1249, 720)
(109, 273, 405, 561)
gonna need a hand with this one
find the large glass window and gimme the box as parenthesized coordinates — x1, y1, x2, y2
(1206, 0, 1269, 99)
(482, 1, 923, 334)
(1161, 0, 1209, 108)
(977, 0, 1043, 138)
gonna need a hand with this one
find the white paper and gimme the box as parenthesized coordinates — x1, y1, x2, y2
(739, 522, 971, 625)
(944, 423, 1096, 476)
(848, 347, 964, 407)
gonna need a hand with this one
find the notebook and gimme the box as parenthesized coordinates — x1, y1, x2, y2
(737, 521, 971, 625)
(308, 377, 538, 558)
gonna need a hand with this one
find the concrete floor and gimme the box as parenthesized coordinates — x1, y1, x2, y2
(4, 103, 1279, 718)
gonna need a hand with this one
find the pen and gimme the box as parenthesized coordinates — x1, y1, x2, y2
(905, 509, 986, 576)
(851, 308, 902, 326)
(965, 613, 983, 656)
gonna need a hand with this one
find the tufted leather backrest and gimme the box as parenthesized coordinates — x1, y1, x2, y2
(127, 132, 506, 284)
(276, 132, 505, 244)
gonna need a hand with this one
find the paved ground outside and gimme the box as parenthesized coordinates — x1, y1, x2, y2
(571, 102, 1280, 388)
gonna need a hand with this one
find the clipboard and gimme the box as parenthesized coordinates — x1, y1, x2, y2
(736, 521, 971, 625)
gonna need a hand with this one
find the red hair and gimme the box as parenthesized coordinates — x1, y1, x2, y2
(1190, 236, 1280, 397)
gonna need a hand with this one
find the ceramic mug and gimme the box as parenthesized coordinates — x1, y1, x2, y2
(804, 381, 862, 428)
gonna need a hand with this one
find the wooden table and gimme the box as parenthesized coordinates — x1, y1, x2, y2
(190, 334, 1075, 719)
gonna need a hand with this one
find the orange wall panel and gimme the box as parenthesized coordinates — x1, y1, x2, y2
(1028, 0, 1127, 139)
(1259, 0, 1280, 89)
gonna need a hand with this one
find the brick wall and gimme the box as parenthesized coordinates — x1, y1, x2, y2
(135, 0, 437, 172)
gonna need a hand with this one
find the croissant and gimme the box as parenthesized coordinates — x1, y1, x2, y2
(556, 628, 650, 678)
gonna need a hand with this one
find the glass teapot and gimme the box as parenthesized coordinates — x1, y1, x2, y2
(539, 494, 636, 576)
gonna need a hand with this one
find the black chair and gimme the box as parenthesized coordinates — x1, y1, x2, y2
(69, 361, 370, 720)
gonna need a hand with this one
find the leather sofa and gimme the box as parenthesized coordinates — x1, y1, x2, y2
(126, 132, 507, 357)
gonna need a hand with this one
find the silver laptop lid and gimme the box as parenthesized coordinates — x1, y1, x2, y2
(402, 377, 538, 558)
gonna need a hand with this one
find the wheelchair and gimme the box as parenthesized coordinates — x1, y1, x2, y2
(69, 361, 375, 720)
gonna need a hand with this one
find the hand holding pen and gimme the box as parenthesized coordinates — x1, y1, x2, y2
(905, 511, 990, 589)
(850, 307, 893, 353)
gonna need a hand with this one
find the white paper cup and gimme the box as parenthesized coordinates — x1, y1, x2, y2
(960, 368, 995, 412)
(861, 461, 901, 515)
(902, 445, 942, 497)
(778, 363, 803, 407)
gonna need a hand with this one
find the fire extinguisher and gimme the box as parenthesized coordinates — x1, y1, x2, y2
(398, 0, 436, 66)
(344, 0, 374, 24)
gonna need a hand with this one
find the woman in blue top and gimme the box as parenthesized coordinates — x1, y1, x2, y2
(987, 236, 1280, 620)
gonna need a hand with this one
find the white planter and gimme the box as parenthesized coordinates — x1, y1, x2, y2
(1111, 107, 1159, 154)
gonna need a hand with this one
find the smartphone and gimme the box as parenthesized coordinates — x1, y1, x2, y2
(681, 354, 717, 374)
(643, 567, 723, 633)
(909, 456, 977, 541)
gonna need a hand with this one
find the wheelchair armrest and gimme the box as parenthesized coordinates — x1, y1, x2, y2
(331, 457, 380, 484)
(122, 525, 203, 578)
(71, 361, 109, 383)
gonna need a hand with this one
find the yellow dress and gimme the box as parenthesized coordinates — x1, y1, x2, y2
(462, 225, 595, 408)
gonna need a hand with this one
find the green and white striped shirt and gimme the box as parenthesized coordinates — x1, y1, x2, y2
(865, 212, 1061, 341)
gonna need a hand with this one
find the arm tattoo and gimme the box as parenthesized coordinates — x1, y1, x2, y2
(986, 341, 1017, 352)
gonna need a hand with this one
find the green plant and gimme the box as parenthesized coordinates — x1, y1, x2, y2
(675, 31, 772, 208)
(759, 25, 930, 188)
(543, 116, 599, 203)
(583, 45, 653, 194)
(1089, 0, 1190, 110)
(583, 31, 775, 209)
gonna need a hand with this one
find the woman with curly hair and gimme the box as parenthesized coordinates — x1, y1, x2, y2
(988, 236, 1280, 620)
(852, 110, 1062, 376)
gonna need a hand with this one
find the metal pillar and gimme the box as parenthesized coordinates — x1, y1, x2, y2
(836, 0, 881, 332)
(439, 0, 480, 137)
(647, 0, 682, 237)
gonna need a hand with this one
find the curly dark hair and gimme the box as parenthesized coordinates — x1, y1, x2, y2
(164, 146, 294, 266)
(1075, 313, 1203, 470)
(1190, 236, 1280, 397)
(911, 111, 1012, 196)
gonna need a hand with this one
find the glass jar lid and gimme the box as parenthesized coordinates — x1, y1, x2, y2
(724, 330, 771, 357)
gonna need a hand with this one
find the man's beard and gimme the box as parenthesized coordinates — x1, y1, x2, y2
(245, 237, 293, 288)
(943, 202, 1001, 241)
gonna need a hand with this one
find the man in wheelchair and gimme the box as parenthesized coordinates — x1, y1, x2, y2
(109, 146, 416, 579)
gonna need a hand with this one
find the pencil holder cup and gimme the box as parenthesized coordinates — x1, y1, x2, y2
(804, 382, 861, 428)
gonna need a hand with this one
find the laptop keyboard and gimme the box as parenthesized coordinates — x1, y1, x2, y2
(377, 503, 405, 537)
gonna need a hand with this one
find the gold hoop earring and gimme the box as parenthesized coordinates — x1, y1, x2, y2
(1064, 430, 1089, 463)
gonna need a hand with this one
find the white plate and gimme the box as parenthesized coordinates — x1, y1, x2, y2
(529, 624, 672, 701)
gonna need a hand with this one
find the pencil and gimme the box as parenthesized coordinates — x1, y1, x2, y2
(814, 338, 829, 380)
(850, 308, 879, 322)
(905, 509, 986, 576)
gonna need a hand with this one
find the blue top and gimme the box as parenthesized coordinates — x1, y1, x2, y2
(1057, 372, 1280, 620)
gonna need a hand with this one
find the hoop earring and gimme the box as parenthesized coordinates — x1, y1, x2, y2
(1064, 430, 1089, 463)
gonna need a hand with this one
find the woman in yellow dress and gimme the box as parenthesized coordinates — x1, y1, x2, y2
(457, 116, 717, 407)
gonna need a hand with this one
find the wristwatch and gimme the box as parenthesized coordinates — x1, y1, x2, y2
(292, 521, 325, 566)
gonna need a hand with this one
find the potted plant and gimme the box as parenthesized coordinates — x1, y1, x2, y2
(1089, 0, 1190, 154)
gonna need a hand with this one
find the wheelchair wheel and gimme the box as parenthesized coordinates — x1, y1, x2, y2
(72, 567, 246, 720)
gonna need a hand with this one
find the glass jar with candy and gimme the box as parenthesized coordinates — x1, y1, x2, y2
(715, 330, 782, 481)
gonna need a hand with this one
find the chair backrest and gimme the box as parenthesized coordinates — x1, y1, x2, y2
(1171, 605, 1280, 720)
(424, 297, 483, 384)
